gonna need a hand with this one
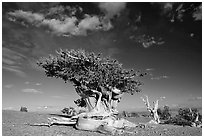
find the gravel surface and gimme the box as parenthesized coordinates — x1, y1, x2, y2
(2, 110, 202, 136)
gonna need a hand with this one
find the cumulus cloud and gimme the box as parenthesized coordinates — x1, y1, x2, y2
(193, 4, 202, 21)
(157, 3, 201, 22)
(8, 10, 44, 24)
(7, 5, 115, 36)
(4, 84, 14, 88)
(129, 34, 165, 48)
(21, 88, 43, 94)
(98, 2, 126, 19)
(164, 3, 173, 10)
(35, 83, 42, 86)
(41, 17, 78, 36)
(77, 15, 101, 35)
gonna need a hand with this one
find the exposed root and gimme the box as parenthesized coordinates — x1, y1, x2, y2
(33, 111, 139, 135)
(48, 117, 77, 126)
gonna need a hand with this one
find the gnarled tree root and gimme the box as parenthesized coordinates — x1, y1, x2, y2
(44, 115, 138, 135)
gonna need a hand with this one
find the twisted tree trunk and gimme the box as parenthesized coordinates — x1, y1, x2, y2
(45, 80, 138, 134)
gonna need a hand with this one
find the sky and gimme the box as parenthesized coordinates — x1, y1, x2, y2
(2, 2, 202, 112)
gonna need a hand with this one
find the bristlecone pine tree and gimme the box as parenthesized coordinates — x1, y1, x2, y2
(37, 49, 146, 134)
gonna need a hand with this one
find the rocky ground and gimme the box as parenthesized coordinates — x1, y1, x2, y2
(2, 110, 202, 136)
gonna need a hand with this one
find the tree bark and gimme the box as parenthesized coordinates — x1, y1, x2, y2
(141, 95, 164, 124)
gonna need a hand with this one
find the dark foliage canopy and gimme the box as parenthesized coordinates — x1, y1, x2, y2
(157, 105, 171, 120)
(164, 107, 202, 126)
(61, 107, 77, 116)
(37, 49, 145, 95)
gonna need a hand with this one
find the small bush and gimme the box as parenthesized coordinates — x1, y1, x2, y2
(157, 105, 171, 120)
(178, 108, 202, 122)
(122, 111, 128, 117)
(61, 107, 77, 116)
(20, 106, 28, 112)
(165, 107, 202, 126)
(165, 115, 192, 126)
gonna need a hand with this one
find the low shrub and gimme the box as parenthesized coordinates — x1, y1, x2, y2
(157, 105, 171, 120)
(164, 107, 202, 126)
(20, 106, 28, 112)
(61, 107, 77, 116)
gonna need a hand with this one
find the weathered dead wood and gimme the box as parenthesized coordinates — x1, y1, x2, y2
(141, 95, 165, 124)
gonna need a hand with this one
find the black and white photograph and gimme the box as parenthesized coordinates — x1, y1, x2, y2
(2, 1, 202, 136)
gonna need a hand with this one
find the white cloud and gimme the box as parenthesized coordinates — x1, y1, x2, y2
(193, 4, 202, 21)
(8, 10, 44, 24)
(4, 84, 14, 88)
(130, 35, 165, 48)
(3, 66, 26, 78)
(7, 5, 115, 36)
(3, 47, 26, 63)
(142, 41, 156, 48)
(77, 15, 101, 35)
(163, 3, 173, 13)
(21, 88, 43, 94)
(2, 47, 27, 77)
(151, 75, 169, 80)
(98, 2, 126, 19)
(2, 58, 16, 65)
(24, 81, 41, 85)
(146, 68, 154, 71)
(41, 17, 78, 36)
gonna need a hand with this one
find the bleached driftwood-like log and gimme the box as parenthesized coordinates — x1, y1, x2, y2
(44, 113, 138, 135)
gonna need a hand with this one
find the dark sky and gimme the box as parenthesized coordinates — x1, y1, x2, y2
(2, 2, 202, 112)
